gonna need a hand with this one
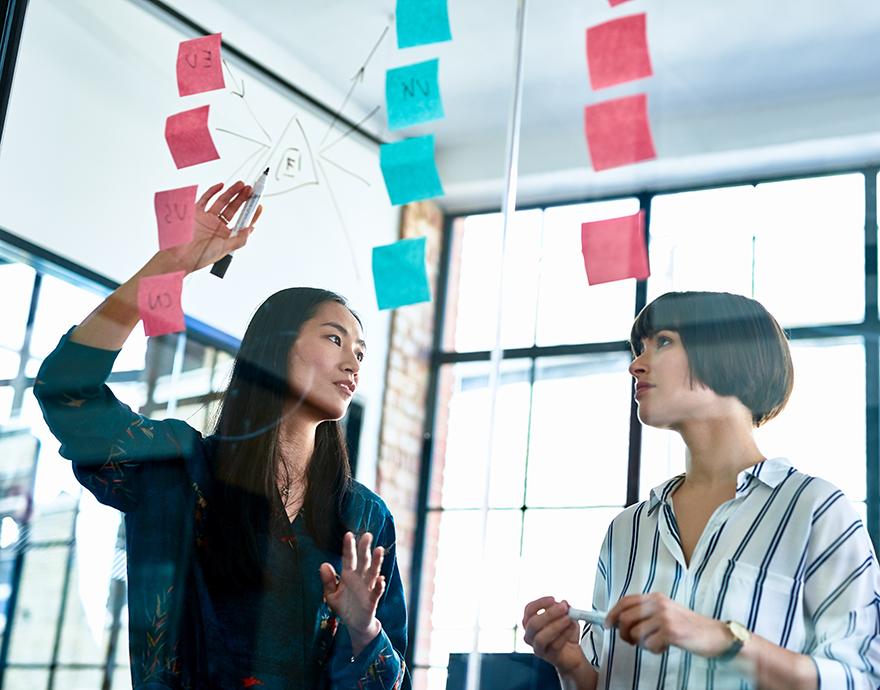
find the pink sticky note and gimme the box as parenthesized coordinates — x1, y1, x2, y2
(581, 211, 649, 285)
(584, 94, 656, 171)
(165, 105, 220, 169)
(609, 0, 635, 5)
(177, 33, 225, 96)
(586, 14, 652, 90)
(138, 272, 186, 336)
(154, 186, 197, 250)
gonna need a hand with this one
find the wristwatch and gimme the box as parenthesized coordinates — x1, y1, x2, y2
(716, 620, 750, 662)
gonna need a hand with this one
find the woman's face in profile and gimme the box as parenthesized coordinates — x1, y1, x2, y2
(286, 301, 366, 422)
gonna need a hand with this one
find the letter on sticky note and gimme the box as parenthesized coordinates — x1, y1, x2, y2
(386, 58, 445, 131)
(154, 186, 197, 250)
(372, 237, 432, 310)
(581, 211, 649, 285)
(177, 33, 225, 97)
(380, 135, 444, 206)
(165, 105, 220, 169)
(396, 0, 452, 49)
(584, 94, 656, 172)
(586, 14, 652, 90)
(138, 272, 186, 336)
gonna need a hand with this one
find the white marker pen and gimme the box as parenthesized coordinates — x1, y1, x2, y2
(568, 607, 607, 628)
(211, 167, 269, 278)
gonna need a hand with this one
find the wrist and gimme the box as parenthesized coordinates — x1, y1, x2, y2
(348, 617, 381, 656)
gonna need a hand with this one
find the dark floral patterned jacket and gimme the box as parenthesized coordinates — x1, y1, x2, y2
(34, 330, 408, 690)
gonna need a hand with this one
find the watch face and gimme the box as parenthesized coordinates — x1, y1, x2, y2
(728, 621, 750, 643)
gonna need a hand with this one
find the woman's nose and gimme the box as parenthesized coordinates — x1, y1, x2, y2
(629, 355, 647, 377)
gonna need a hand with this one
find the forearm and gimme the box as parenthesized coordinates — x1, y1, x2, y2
(72, 251, 180, 351)
(557, 658, 598, 690)
(730, 634, 816, 690)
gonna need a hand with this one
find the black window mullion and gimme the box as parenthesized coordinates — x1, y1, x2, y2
(864, 169, 879, 551)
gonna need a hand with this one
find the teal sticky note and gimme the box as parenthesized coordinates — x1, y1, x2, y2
(386, 59, 445, 131)
(380, 135, 444, 206)
(372, 237, 432, 310)
(396, 0, 452, 49)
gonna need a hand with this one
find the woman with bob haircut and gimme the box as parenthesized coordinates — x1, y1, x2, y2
(34, 181, 408, 689)
(523, 291, 880, 689)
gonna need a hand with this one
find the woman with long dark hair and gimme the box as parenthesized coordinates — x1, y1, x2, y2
(34, 181, 408, 689)
(523, 291, 880, 689)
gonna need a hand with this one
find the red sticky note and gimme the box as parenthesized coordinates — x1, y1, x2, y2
(581, 211, 649, 285)
(586, 14, 652, 90)
(165, 105, 220, 169)
(584, 94, 656, 171)
(138, 272, 186, 336)
(609, 0, 635, 5)
(177, 33, 225, 97)
(154, 186, 197, 250)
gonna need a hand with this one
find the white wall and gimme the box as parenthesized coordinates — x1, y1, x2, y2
(0, 0, 404, 488)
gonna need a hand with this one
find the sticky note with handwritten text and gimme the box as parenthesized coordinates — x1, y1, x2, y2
(138, 272, 186, 336)
(154, 186, 197, 250)
(177, 34, 225, 97)
(386, 58, 445, 131)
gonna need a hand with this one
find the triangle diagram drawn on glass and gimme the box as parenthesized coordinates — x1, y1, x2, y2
(261, 116, 320, 196)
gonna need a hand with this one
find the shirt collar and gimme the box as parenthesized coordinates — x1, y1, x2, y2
(647, 457, 793, 516)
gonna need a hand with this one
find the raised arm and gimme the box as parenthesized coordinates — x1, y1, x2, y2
(72, 181, 258, 350)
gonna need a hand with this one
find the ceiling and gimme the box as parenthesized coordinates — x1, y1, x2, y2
(167, 0, 880, 210)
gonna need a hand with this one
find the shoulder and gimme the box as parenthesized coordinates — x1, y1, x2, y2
(344, 480, 395, 534)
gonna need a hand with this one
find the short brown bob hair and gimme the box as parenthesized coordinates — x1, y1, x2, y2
(630, 291, 794, 426)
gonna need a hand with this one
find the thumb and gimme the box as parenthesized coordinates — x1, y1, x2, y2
(319, 563, 338, 596)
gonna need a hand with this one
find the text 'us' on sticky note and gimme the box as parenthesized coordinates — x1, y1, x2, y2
(581, 211, 649, 285)
(386, 58, 445, 131)
(165, 105, 220, 169)
(379, 135, 444, 206)
(372, 237, 432, 310)
(586, 14, 652, 90)
(584, 94, 656, 172)
(138, 272, 186, 337)
(154, 186, 197, 250)
(396, 0, 452, 49)
(177, 33, 225, 97)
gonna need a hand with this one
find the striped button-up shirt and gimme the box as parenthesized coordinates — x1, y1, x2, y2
(580, 458, 880, 689)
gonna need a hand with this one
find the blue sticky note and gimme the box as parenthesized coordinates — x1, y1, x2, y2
(386, 59, 445, 131)
(372, 237, 432, 310)
(396, 0, 452, 49)
(380, 135, 444, 206)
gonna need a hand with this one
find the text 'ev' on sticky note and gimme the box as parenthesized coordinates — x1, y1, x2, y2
(586, 14, 652, 90)
(138, 272, 186, 337)
(165, 105, 220, 169)
(372, 237, 432, 310)
(581, 210, 650, 285)
(154, 186, 197, 250)
(584, 94, 656, 172)
(386, 58, 445, 131)
(379, 135, 444, 206)
(177, 33, 225, 97)
(396, 0, 452, 49)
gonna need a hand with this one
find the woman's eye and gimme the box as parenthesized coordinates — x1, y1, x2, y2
(657, 336, 671, 347)
(328, 335, 341, 346)
(356, 352, 364, 362)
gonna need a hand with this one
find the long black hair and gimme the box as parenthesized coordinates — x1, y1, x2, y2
(204, 287, 357, 587)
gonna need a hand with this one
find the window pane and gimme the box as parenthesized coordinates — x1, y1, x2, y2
(519, 506, 621, 638)
(53, 670, 104, 689)
(3, 669, 49, 689)
(420, 509, 522, 666)
(537, 199, 640, 346)
(447, 210, 543, 351)
(433, 360, 531, 509)
(648, 185, 756, 302)
(0, 262, 35, 352)
(639, 425, 686, 501)
(755, 337, 865, 501)
(0, 349, 20, 380)
(28, 275, 103, 361)
(752, 174, 863, 327)
(526, 353, 631, 507)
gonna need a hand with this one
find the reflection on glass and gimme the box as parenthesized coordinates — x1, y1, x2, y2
(538, 199, 640, 346)
(526, 353, 631, 507)
(434, 360, 531, 509)
(448, 210, 542, 351)
(755, 337, 866, 501)
(0, 263, 34, 352)
(28, 275, 102, 361)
